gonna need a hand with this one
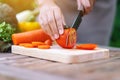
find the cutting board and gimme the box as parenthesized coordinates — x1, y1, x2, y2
(12, 45, 109, 64)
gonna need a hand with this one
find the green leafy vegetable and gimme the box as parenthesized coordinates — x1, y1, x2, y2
(0, 22, 15, 52)
(0, 22, 15, 42)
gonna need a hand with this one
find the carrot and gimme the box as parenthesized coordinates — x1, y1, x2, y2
(32, 41, 45, 47)
(44, 39, 52, 46)
(12, 29, 52, 45)
(76, 43, 97, 50)
(19, 43, 34, 48)
(38, 45, 50, 49)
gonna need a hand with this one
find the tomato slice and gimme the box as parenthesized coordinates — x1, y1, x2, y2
(56, 28, 76, 49)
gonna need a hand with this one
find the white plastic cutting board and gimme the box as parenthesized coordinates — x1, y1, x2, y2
(12, 45, 109, 63)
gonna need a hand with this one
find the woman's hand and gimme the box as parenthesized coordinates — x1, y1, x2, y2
(77, 0, 95, 14)
(37, 0, 66, 40)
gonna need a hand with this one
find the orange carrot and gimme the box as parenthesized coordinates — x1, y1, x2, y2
(44, 39, 52, 46)
(19, 43, 34, 48)
(12, 29, 52, 45)
(32, 41, 45, 47)
(38, 45, 50, 49)
(76, 43, 97, 50)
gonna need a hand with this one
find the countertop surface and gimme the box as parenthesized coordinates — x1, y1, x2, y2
(0, 46, 120, 80)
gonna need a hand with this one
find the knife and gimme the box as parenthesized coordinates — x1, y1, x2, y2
(65, 7, 84, 46)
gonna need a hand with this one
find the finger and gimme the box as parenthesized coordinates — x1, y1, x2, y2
(81, 0, 90, 7)
(81, 0, 91, 14)
(53, 8, 64, 35)
(77, 0, 84, 11)
(62, 13, 66, 26)
(85, 7, 91, 14)
(40, 14, 55, 40)
(38, 15, 45, 30)
(47, 8, 59, 39)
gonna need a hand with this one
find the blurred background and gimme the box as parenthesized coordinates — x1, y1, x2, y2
(0, 0, 120, 47)
(0, 0, 35, 13)
(110, 0, 120, 47)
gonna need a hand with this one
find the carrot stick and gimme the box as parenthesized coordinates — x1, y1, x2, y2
(76, 43, 97, 50)
(12, 29, 52, 45)
(32, 41, 45, 47)
(19, 43, 34, 48)
(38, 45, 50, 49)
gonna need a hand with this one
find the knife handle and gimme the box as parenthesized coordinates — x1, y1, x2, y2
(72, 10, 83, 30)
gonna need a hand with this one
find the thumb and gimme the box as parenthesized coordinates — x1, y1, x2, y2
(77, 0, 84, 11)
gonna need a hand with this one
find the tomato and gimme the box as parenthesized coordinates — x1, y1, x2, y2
(56, 28, 76, 49)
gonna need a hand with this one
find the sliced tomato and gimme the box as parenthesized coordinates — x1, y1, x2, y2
(56, 28, 76, 49)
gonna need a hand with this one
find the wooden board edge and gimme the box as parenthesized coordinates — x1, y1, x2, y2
(12, 45, 110, 64)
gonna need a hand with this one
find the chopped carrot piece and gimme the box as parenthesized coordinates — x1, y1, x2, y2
(32, 41, 45, 47)
(19, 43, 34, 48)
(12, 29, 52, 45)
(76, 43, 97, 50)
(44, 39, 52, 46)
(38, 45, 50, 49)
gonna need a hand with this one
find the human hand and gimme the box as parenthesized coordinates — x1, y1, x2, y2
(77, 0, 95, 14)
(37, 0, 66, 40)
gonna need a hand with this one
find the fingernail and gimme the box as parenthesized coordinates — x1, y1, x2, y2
(59, 29, 64, 35)
(54, 34, 59, 39)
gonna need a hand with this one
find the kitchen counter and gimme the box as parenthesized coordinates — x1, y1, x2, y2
(0, 47, 120, 80)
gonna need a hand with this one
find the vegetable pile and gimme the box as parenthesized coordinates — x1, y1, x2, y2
(12, 29, 52, 45)
(12, 29, 52, 49)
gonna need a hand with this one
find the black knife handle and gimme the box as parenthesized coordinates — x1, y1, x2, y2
(72, 11, 83, 30)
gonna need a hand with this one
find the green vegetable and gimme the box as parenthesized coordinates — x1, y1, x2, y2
(0, 22, 15, 52)
(0, 22, 15, 42)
